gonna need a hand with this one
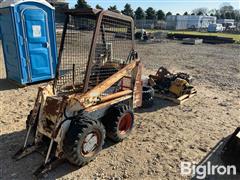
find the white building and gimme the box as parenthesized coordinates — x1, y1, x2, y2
(166, 15, 216, 30)
(217, 19, 235, 26)
(135, 19, 166, 29)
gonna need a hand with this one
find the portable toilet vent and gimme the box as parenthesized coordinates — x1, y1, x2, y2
(0, 0, 57, 85)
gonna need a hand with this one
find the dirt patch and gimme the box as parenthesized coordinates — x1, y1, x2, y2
(0, 41, 239, 179)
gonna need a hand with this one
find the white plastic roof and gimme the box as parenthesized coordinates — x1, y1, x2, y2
(0, 0, 54, 9)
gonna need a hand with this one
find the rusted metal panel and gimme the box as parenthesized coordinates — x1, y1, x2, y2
(83, 61, 138, 98)
(43, 97, 63, 122)
(133, 63, 143, 108)
(100, 89, 132, 102)
(54, 14, 69, 92)
(64, 9, 134, 22)
(39, 93, 69, 139)
(74, 60, 139, 108)
(66, 60, 139, 112)
(130, 14, 135, 50)
(27, 88, 42, 126)
(85, 95, 132, 112)
(103, 10, 134, 23)
(36, 84, 56, 137)
(37, 84, 54, 121)
(64, 8, 102, 16)
(51, 96, 68, 138)
(83, 11, 105, 92)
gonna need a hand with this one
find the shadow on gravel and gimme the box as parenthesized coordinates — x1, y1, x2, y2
(192, 137, 240, 180)
(136, 97, 177, 113)
(0, 129, 118, 179)
(0, 79, 19, 91)
(0, 78, 51, 91)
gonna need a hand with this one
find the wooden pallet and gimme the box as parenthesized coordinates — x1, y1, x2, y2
(154, 89, 197, 105)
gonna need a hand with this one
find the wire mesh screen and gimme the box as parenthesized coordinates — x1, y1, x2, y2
(88, 15, 133, 89)
(56, 15, 96, 92)
(56, 12, 134, 93)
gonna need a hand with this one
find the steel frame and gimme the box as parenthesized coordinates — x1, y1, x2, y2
(54, 8, 136, 93)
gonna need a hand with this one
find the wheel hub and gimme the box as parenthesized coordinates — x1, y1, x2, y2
(119, 113, 132, 134)
(82, 132, 98, 155)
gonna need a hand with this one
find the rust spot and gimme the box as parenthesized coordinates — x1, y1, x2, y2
(44, 97, 63, 116)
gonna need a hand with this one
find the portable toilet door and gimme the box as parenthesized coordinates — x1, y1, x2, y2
(0, 0, 57, 84)
(20, 6, 54, 82)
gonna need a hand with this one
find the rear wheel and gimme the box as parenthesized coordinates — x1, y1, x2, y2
(142, 86, 154, 108)
(102, 104, 134, 142)
(63, 116, 105, 166)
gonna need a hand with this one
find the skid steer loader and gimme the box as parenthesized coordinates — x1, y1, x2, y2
(13, 9, 142, 177)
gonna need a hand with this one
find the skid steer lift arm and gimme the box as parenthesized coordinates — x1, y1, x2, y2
(67, 60, 141, 111)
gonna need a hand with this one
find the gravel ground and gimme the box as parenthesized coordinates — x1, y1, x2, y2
(0, 40, 239, 180)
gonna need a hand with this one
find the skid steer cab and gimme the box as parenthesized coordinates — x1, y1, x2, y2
(13, 8, 142, 177)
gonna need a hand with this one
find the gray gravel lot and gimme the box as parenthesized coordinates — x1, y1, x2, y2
(0, 40, 239, 179)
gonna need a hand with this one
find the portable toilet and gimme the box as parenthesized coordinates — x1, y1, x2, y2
(0, 0, 57, 85)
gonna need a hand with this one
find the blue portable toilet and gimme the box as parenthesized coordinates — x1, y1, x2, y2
(0, 0, 57, 85)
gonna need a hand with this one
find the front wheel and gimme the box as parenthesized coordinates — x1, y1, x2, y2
(63, 117, 105, 166)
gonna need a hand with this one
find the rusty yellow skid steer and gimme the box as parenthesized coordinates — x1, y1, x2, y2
(13, 9, 142, 177)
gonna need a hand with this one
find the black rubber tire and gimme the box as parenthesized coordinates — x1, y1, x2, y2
(102, 104, 134, 142)
(63, 116, 105, 167)
(142, 86, 154, 108)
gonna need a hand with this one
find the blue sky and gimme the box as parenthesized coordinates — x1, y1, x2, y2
(67, 0, 240, 14)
